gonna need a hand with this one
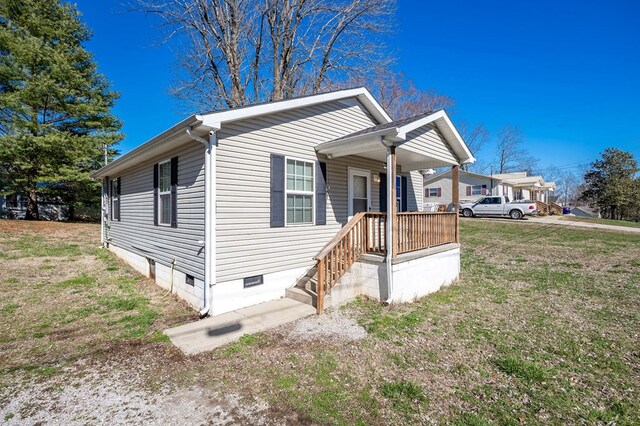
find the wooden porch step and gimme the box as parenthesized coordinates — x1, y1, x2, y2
(285, 286, 330, 308)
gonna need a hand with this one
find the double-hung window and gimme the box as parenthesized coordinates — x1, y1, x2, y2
(158, 160, 172, 225)
(471, 185, 483, 195)
(111, 178, 120, 221)
(428, 188, 439, 197)
(285, 158, 314, 224)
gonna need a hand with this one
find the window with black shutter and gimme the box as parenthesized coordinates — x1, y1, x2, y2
(155, 157, 178, 227)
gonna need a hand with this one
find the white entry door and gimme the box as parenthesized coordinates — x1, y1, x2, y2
(348, 168, 371, 218)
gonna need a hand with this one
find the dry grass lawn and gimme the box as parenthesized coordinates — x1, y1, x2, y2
(0, 218, 639, 425)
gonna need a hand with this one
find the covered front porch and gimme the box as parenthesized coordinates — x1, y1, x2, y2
(309, 110, 474, 312)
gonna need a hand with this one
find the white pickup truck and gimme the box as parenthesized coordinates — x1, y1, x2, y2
(460, 196, 537, 220)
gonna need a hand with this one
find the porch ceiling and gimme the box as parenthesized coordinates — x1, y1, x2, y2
(320, 141, 457, 171)
(315, 110, 475, 172)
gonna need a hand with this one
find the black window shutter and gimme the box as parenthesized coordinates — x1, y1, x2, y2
(116, 177, 121, 221)
(153, 163, 159, 226)
(316, 161, 327, 225)
(379, 173, 387, 213)
(270, 154, 285, 227)
(170, 156, 178, 228)
(401, 176, 408, 212)
(107, 177, 112, 220)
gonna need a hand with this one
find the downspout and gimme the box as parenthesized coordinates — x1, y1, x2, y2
(187, 127, 218, 319)
(383, 140, 394, 305)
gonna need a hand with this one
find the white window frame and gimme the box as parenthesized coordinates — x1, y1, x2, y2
(284, 156, 315, 226)
(111, 179, 119, 221)
(157, 159, 172, 226)
(471, 185, 483, 195)
(427, 188, 439, 198)
(347, 167, 371, 218)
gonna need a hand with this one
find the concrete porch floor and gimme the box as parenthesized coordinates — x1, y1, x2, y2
(164, 298, 316, 355)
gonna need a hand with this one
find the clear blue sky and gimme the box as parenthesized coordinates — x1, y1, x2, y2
(75, 0, 640, 173)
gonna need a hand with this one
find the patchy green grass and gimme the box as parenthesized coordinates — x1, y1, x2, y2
(493, 356, 548, 382)
(561, 215, 640, 228)
(1, 218, 639, 424)
(379, 380, 427, 417)
(0, 220, 195, 385)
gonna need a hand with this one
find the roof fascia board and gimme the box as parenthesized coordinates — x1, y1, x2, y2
(200, 87, 392, 128)
(422, 169, 504, 185)
(91, 115, 203, 179)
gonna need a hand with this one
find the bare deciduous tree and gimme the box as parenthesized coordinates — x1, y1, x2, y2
(339, 68, 455, 119)
(134, 0, 396, 111)
(493, 125, 538, 174)
(457, 121, 489, 171)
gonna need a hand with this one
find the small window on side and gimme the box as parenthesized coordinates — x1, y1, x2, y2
(158, 160, 172, 225)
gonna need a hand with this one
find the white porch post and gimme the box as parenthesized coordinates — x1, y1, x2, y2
(385, 144, 396, 304)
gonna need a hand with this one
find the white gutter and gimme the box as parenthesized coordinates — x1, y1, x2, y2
(186, 126, 218, 319)
(100, 178, 107, 247)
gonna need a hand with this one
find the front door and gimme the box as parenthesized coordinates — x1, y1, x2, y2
(348, 168, 371, 219)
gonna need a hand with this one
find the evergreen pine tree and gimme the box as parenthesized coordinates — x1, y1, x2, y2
(0, 0, 122, 219)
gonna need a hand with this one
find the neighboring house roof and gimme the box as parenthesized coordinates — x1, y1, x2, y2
(316, 109, 476, 166)
(501, 175, 545, 187)
(491, 171, 528, 179)
(571, 206, 599, 217)
(92, 87, 391, 179)
(542, 181, 556, 191)
(422, 169, 502, 186)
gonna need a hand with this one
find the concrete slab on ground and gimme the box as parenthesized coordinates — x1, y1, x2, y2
(164, 298, 316, 355)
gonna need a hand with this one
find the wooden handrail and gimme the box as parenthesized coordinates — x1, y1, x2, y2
(314, 212, 366, 260)
(314, 211, 458, 313)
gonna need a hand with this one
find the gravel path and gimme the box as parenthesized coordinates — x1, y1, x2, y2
(281, 309, 368, 342)
(0, 366, 275, 425)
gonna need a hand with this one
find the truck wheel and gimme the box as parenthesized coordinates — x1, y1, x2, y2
(462, 209, 474, 218)
(509, 210, 523, 220)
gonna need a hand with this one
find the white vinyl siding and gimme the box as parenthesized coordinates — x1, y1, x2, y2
(215, 98, 408, 283)
(107, 142, 205, 292)
(402, 125, 458, 167)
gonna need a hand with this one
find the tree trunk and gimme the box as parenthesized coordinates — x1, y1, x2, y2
(68, 203, 76, 221)
(25, 188, 39, 220)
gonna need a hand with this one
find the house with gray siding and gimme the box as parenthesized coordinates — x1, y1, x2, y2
(423, 170, 510, 208)
(92, 88, 475, 317)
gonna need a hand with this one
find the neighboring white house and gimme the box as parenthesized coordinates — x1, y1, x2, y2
(491, 172, 555, 203)
(91, 88, 475, 317)
(423, 170, 509, 207)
